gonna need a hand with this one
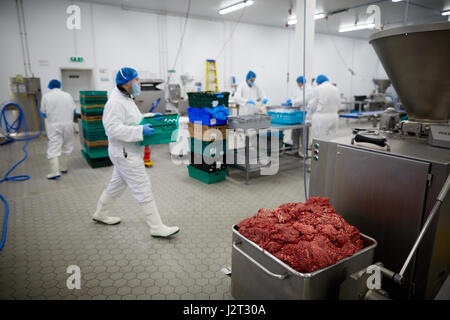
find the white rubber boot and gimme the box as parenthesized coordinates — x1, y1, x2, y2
(141, 201, 179, 238)
(92, 191, 121, 225)
(60, 154, 69, 173)
(47, 157, 61, 180)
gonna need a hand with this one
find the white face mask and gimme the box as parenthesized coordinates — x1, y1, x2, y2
(131, 81, 141, 96)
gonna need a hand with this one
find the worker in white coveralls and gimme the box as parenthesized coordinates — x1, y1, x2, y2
(311, 74, 340, 140)
(92, 67, 180, 238)
(40, 79, 76, 180)
(234, 70, 268, 115)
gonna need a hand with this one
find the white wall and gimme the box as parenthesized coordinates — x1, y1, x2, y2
(0, 0, 392, 105)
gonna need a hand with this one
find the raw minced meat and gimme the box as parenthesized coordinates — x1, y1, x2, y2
(237, 197, 365, 273)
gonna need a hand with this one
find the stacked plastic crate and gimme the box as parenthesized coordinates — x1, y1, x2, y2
(79, 91, 112, 168)
(186, 92, 230, 184)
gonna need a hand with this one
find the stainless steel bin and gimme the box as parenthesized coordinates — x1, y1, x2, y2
(231, 225, 377, 300)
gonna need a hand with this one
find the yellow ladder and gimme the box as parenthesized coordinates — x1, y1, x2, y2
(206, 59, 219, 92)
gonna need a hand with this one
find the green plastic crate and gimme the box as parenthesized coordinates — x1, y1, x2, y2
(83, 144, 109, 158)
(81, 149, 112, 168)
(80, 91, 108, 105)
(80, 91, 108, 96)
(189, 138, 227, 157)
(80, 98, 108, 105)
(82, 119, 104, 131)
(187, 91, 230, 108)
(187, 165, 227, 184)
(139, 114, 179, 146)
(83, 128, 107, 141)
(81, 106, 105, 116)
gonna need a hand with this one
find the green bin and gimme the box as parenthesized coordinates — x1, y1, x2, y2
(187, 165, 227, 184)
(139, 114, 179, 146)
(187, 91, 230, 108)
(189, 138, 227, 157)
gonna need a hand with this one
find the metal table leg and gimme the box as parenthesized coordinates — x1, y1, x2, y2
(245, 134, 250, 185)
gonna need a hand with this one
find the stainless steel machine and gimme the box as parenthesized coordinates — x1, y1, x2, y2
(366, 79, 393, 111)
(309, 22, 450, 300)
(4, 76, 44, 137)
(134, 79, 166, 114)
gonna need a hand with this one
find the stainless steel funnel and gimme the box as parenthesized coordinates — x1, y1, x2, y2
(370, 22, 450, 123)
(373, 79, 391, 94)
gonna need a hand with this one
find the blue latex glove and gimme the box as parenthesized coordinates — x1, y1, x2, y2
(41, 112, 47, 119)
(281, 103, 289, 107)
(73, 109, 77, 116)
(262, 98, 268, 104)
(246, 100, 255, 105)
(142, 124, 155, 136)
(287, 99, 292, 106)
(208, 106, 230, 121)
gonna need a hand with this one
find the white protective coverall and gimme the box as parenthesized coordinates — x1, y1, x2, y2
(102, 87, 151, 203)
(234, 83, 267, 116)
(94, 87, 179, 237)
(40, 88, 75, 159)
(311, 81, 340, 140)
(292, 84, 318, 121)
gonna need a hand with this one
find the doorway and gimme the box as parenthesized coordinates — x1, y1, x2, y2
(61, 69, 94, 112)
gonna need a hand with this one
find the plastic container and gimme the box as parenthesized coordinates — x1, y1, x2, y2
(80, 91, 108, 105)
(83, 144, 109, 158)
(187, 91, 230, 108)
(81, 149, 112, 168)
(228, 114, 272, 130)
(80, 90, 108, 96)
(80, 97, 108, 105)
(83, 127, 107, 141)
(139, 114, 179, 146)
(82, 119, 105, 131)
(267, 109, 305, 125)
(81, 114, 103, 123)
(81, 105, 105, 116)
(187, 165, 227, 184)
(189, 138, 227, 157)
(187, 107, 227, 126)
(187, 122, 227, 142)
(84, 139, 108, 148)
(189, 152, 226, 173)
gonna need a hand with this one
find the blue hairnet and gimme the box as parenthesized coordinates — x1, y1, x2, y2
(316, 75, 329, 85)
(246, 71, 256, 81)
(296, 76, 306, 84)
(48, 79, 61, 89)
(116, 67, 138, 85)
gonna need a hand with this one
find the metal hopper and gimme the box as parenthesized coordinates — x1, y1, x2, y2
(370, 22, 450, 123)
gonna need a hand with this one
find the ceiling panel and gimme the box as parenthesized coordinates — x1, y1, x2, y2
(78, 0, 450, 39)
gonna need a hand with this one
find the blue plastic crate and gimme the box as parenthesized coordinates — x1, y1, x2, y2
(187, 107, 227, 126)
(267, 109, 305, 125)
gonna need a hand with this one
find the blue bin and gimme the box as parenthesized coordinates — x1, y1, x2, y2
(267, 110, 305, 125)
(187, 107, 227, 126)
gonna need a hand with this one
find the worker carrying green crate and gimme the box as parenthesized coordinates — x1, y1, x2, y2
(92, 67, 180, 238)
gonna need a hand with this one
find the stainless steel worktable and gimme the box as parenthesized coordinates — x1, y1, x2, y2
(229, 122, 311, 184)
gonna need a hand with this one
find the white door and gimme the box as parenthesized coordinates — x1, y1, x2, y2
(61, 69, 93, 113)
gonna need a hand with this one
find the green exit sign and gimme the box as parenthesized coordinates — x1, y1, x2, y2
(70, 57, 84, 62)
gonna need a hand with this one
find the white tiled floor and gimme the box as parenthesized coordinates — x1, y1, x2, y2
(0, 118, 372, 299)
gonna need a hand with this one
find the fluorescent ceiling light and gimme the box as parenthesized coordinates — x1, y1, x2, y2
(392, 0, 403, 2)
(314, 13, 326, 20)
(442, 10, 450, 16)
(339, 23, 375, 32)
(287, 13, 325, 25)
(219, 0, 254, 15)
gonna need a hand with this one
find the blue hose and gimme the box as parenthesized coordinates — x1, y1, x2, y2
(0, 99, 43, 251)
(0, 194, 9, 251)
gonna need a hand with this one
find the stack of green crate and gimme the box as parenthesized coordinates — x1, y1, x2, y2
(80, 91, 111, 168)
